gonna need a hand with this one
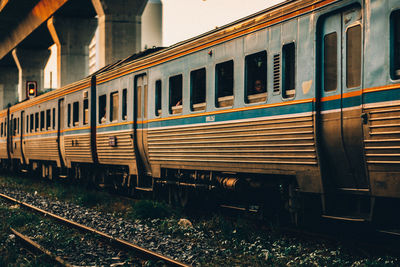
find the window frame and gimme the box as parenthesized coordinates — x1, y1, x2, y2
(215, 59, 234, 108)
(122, 88, 127, 121)
(282, 42, 296, 99)
(169, 74, 183, 115)
(110, 91, 119, 122)
(244, 50, 268, 104)
(155, 80, 162, 117)
(391, 10, 400, 80)
(190, 67, 207, 112)
(345, 23, 362, 89)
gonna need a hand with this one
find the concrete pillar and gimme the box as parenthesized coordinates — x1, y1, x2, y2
(91, 0, 148, 68)
(47, 17, 97, 87)
(142, 0, 162, 50)
(12, 48, 51, 101)
(0, 66, 18, 109)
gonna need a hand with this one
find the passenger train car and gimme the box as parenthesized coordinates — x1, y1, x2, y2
(0, 0, 399, 225)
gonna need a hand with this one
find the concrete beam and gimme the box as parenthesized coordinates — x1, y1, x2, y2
(47, 16, 97, 87)
(0, 0, 69, 61)
(12, 48, 51, 101)
(91, 0, 148, 67)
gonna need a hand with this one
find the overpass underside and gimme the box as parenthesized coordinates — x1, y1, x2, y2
(0, 0, 162, 108)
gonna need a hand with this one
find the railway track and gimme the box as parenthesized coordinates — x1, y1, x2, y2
(0, 192, 190, 267)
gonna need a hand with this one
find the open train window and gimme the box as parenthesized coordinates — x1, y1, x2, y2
(46, 109, 51, 129)
(73, 101, 79, 126)
(83, 99, 89, 125)
(216, 60, 234, 107)
(30, 114, 33, 132)
(26, 115, 28, 133)
(190, 68, 206, 111)
(155, 80, 162, 116)
(324, 32, 338, 91)
(169, 74, 182, 114)
(40, 111, 45, 131)
(391, 11, 400, 80)
(35, 112, 39, 131)
(122, 89, 127, 120)
(346, 25, 361, 88)
(99, 94, 106, 123)
(52, 108, 56, 129)
(245, 51, 267, 103)
(282, 43, 296, 98)
(17, 118, 19, 134)
(110, 91, 119, 122)
(67, 104, 71, 127)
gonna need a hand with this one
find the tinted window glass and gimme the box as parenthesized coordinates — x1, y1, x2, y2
(99, 95, 106, 123)
(169, 74, 183, 114)
(73, 101, 79, 126)
(46, 109, 51, 129)
(122, 89, 127, 120)
(391, 11, 400, 79)
(216, 60, 234, 105)
(155, 81, 162, 116)
(283, 43, 296, 98)
(83, 99, 89, 125)
(324, 32, 338, 91)
(67, 104, 71, 127)
(245, 51, 267, 103)
(191, 68, 206, 110)
(346, 25, 361, 88)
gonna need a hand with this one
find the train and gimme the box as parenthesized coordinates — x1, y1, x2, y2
(0, 0, 399, 226)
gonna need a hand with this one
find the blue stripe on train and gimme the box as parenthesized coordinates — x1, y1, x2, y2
(148, 101, 314, 128)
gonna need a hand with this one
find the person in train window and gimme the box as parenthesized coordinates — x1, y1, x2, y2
(253, 79, 265, 94)
(101, 107, 107, 123)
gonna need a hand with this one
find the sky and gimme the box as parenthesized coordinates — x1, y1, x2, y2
(162, 0, 284, 46)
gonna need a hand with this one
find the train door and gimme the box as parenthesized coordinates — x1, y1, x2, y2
(318, 7, 368, 191)
(57, 99, 67, 166)
(134, 74, 152, 188)
(20, 111, 26, 164)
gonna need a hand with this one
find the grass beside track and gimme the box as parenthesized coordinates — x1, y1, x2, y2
(0, 173, 399, 266)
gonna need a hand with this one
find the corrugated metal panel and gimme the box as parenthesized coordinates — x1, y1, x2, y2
(148, 114, 316, 167)
(25, 137, 58, 161)
(96, 131, 135, 165)
(365, 105, 400, 165)
(64, 134, 92, 163)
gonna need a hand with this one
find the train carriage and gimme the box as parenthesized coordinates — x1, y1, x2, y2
(1, 0, 400, 225)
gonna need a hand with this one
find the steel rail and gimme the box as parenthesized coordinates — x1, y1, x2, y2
(10, 227, 72, 267)
(0, 193, 190, 267)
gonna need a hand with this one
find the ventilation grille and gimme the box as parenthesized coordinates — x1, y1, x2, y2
(273, 54, 281, 93)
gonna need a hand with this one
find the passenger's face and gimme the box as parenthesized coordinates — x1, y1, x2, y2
(255, 81, 262, 92)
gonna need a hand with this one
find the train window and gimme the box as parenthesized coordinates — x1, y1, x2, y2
(190, 68, 206, 111)
(216, 60, 234, 107)
(99, 94, 106, 123)
(30, 114, 34, 132)
(346, 25, 361, 88)
(155, 80, 162, 116)
(122, 89, 127, 120)
(73, 101, 79, 126)
(52, 108, 56, 129)
(391, 11, 400, 79)
(26, 115, 28, 133)
(40, 111, 45, 131)
(83, 99, 89, 125)
(282, 43, 296, 98)
(1, 122, 2, 137)
(46, 109, 51, 129)
(110, 92, 119, 122)
(67, 104, 71, 127)
(245, 51, 267, 103)
(17, 117, 19, 134)
(324, 32, 338, 91)
(35, 112, 39, 132)
(169, 74, 183, 114)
